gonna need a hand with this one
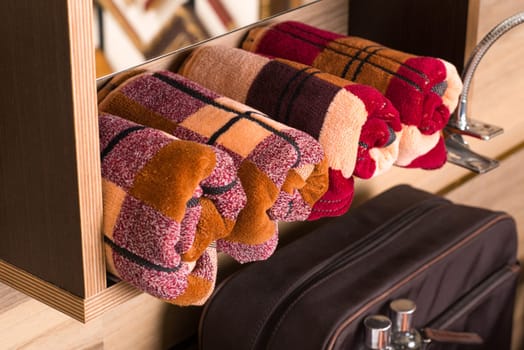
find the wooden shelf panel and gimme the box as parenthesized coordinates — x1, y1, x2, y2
(0, 0, 349, 322)
(0, 259, 140, 323)
(0, 1, 88, 297)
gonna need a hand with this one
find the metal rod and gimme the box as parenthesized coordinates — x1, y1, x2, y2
(445, 12, 524, 173)
(453, 12, 524, 130)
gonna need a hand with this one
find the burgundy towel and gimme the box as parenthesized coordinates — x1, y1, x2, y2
(179, 45, 402, 219)
(100, 113, 245, 305)
(98, 71, 328, 263)
(242, 21, 463, 169)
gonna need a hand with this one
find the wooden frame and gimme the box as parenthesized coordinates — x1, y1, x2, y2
(1, 0, 112, 322)
(3, 2, 524, 348)
(0, 0, 351, 322)
(1, 0, 497, 324)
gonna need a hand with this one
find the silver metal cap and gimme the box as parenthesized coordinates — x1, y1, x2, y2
(364, 315, 392, 349)
(390, 299, 416, 332)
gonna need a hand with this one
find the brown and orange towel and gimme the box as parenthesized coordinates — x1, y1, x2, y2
(242, 21, 463, 169)
(100, 113, 245, 305)
(179, 45, 401, 219)
(98, 71, 328, 263)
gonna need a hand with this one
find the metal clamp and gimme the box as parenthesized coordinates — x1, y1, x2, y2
(446, 12, 524, 173)
(445, 132, 499, 174)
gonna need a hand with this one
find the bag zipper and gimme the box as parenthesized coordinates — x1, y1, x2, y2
(326, 214, 513, 350)
(253, 197, 449, 349)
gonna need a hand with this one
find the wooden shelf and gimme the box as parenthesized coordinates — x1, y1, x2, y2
(3, 0, 521, 327)
(0, 260, 140, 323)
(0, 0, 350, 322)
(1, 3, 523, 349)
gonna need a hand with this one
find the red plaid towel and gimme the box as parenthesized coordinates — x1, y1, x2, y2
(242, 21, 463, 169)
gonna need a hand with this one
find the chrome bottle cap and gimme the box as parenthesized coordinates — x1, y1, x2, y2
(390, 298, 416, 332)
(364, 315, 392, 349)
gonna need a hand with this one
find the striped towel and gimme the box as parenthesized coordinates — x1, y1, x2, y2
(242, 21, 463, 169)
(98, 71, 328, 263)
(100, 113, 245, 305)
(179, 45, 401, 219)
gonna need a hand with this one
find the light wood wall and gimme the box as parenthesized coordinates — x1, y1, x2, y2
(1, 0, 523, 349)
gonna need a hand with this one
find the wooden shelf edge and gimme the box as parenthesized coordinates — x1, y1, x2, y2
(0, 259, 141, 323)
(67, 0, 107, 297)
(0, 259, 85, 322)
(84, 281, 142, 322)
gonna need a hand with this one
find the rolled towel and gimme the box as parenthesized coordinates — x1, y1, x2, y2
(242, 21, 463, 169)
(98, 71, 328, 263)
(179, 45, 401, 219)
(179, 45, 402, 179)
(100, 113, 244, 305)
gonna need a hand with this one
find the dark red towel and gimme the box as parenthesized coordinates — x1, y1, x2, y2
(242, 21, 463, 169)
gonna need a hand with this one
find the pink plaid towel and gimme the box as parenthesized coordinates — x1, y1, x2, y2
(99, 71, 328, 263)
(100, 113, 245, 305)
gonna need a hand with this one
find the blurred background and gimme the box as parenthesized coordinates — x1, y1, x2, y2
(93, 0, 315, 76)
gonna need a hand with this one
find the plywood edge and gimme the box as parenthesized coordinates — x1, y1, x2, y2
(84, 282, 142, 322)
(0, 259, 86, 322)
(0, 259, 142, 323)
(67, 0, 107, 297)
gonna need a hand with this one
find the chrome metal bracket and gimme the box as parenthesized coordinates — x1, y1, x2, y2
(445, 11, 524, 172)
(446, 117, 504, 141)
(445, 131, 499, 174)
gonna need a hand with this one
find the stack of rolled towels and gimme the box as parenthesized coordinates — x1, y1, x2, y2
(97, 21, 462, 306)
(241, 21, 463, 169)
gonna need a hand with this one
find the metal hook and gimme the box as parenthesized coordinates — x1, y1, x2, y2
(445, 12, 524, 173)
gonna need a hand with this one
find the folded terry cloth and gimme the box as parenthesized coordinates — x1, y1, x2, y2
(179, 45, 402, 219)
(100, 113, 244, 305)
(179, 45, 402, 179)
(99, 71, 328, 263)
(242, 21, 463, 169)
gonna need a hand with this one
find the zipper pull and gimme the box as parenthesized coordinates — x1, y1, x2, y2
(420, 328, 483, 347)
